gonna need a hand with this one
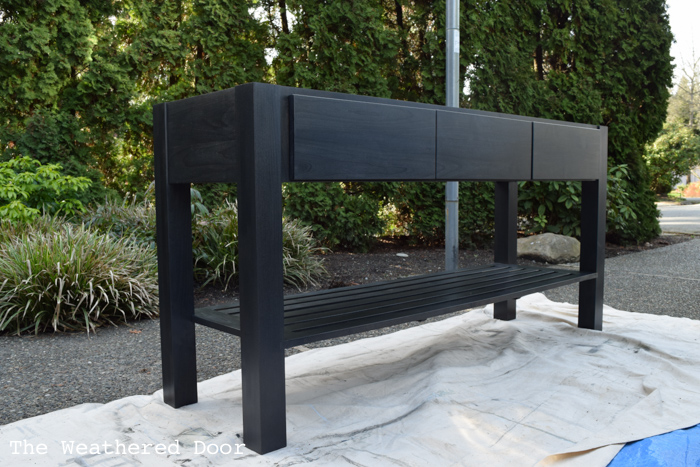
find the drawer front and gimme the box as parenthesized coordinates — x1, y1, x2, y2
(532, 122, 601, 180)
(290, 95, 436, 181)
(436, 112, 532, 180)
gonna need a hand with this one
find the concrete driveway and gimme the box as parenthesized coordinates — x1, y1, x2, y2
(658, 200, 700, 234)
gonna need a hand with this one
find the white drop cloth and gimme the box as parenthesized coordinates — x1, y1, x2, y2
(2, 293, 700, 466)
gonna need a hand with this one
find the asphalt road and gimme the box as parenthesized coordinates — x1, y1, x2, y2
(544, 238, 700, 320)
(658, 200, 700, 234)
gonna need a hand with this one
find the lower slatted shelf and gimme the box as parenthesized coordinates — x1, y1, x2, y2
(194, 263, 596, 347)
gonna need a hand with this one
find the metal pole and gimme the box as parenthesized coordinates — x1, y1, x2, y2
(445, 0, 460, 271)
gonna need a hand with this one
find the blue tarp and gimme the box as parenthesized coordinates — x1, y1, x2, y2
(608, 424, 700, 466)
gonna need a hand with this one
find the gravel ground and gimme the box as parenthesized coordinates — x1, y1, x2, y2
(544, 237, 700, 320)
(1, 235, 694, 426)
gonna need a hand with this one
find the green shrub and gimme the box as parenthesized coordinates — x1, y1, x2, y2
(0, 221, 158, 335)
(283, 182, 385, 252)
(644, 122, 700, 195)
(457, 182, 496, 248)
(389, 182, 495, 248)
(192, 200, 327, 290)
(193, 183, 237, 211)
(192, 200, 239, 289)
(388, 167, 644, 247)
(518, 181, 582, 236)
(0, 156, 91, 223)
(607, 170, 661, 244)
(80, 185, 207, 249)
(81, 195, 157, 248)
(606, 165, 644, 240)
(517, 165, 652, 243)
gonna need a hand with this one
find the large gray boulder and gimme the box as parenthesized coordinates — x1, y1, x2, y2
(517, 233, 580, 264)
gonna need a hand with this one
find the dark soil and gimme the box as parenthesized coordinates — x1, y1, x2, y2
(194, 233, 695, 308)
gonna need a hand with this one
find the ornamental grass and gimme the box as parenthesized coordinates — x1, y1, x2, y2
(80, 195, 156, 248)
(192, 200, 327, 290)
(0, 219, 158, 334)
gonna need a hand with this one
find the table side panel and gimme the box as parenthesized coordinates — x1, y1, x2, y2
(166, 88, 239, 184)
(290, 95, 436, 181)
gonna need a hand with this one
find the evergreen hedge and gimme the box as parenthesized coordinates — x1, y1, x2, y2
(0, 0, 674, 245)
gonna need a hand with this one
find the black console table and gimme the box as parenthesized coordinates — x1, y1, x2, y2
(154, 83, 607, 454)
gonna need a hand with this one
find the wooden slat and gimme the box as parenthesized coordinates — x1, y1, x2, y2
(282, 267, 539, 321)
(290, 95, 436, 180)
(283, 268, 592, 346)
(283, 269, 552, 327)
(196, 264, 511, 316)
(194, 307, 241, 336)
(283, 265, 512, 312)
(194, 265, 596, 347)
(436, 112, 531, 180)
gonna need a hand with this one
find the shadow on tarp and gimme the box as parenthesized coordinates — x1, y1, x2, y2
(609, 423, 700, 466)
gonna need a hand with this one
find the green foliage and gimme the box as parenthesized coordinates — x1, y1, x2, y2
(268, 0, 398, 96)
(518, 181, 582, 237)
(1, 0, 674, 244)
(0, 219, 158, 335)
(389, 183, 444, 243)
(0, 0, 266, 199)
(644, 122, 700, 194)
(2, 109, 106, 201)
(465, 0, 673, 243)
(193, 183, 237, 211)
(381, 0, 450, 104)
(80, 185, 209, 249)
(517, 165, 653, 244)
(192, 200, 327, 290)
(189, 185, 209, 216)
(0, 156, 91, 222)
(0, 0, 136, 202)
(192, 200, 239, 289)
(123, 0, 267, 101)
(0, 0, 96, 120)
(81, 195, 157, 248)
(667, 75, 698, 129)
(387, 182, 495, 248)
(282, 218, 328, 289)
(0, 214, 67, 245)
(457, 183, 496, 248)
(283, 182, 385, 252)
(606, 165, 644, 238)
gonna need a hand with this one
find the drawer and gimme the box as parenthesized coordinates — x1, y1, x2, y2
(436, 112, 532, 180)
(532, 122, 601, 180)
(290, 95, 436, 181)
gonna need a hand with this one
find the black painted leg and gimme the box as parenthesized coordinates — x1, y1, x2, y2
(494, 300, 516, 321)
(154, 103, 198, 408)
(237, 84, 287, 454)
(578, 179, 606, 330)
(494, 181, 518, 321)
